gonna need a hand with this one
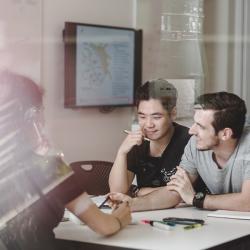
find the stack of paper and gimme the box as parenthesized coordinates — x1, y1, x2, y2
(207, 210, 250, 220)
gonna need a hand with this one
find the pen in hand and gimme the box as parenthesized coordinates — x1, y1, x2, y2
(123, 130, 150, 141)
(98, 196, 110, 209)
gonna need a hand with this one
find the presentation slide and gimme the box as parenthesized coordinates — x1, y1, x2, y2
(76, 25, 135, 106)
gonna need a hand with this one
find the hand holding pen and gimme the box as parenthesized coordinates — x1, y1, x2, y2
(98, 196, 111, 209)
(111, 201, 131, 229)
(99, 193, 132, 209)
(118, 130, 144, 155)
(124, 130, 150, 142)
(126, 119, 150, 141)
(108, 192, 132, 210)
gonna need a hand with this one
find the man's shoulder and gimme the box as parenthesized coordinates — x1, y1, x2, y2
(187, 135, 197, 147)
(243, 126, 250, 136)
(238, 126, 250, 147)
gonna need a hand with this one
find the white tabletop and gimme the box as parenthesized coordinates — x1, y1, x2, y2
(54, 206, 250, 250)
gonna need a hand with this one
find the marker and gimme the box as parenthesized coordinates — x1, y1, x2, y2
(184, 223, 203, 230)
(123, 130, 150, 141)
(141, 220, 174, 231)
(163, 217, 205, 225)
(98, 196, 110, 209)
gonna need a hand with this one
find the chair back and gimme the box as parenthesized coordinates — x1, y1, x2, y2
(70, 160, 113, 195)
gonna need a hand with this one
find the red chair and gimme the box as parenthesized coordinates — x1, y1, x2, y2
(70, 161, 113, 195)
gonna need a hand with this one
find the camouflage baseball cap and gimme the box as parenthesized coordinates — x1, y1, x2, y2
(147, 79, 177, 98)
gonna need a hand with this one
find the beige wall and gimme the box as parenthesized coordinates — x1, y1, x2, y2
(2, 0, 249, 165)
(42, 0, 135, 163)
(0, 0, 41, 82)
(41, 0, 250, 164)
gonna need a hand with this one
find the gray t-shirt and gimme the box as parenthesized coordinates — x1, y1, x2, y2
(180, 127, 250, 194)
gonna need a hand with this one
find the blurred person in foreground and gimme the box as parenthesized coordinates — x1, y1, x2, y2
(0, 70, 131, 250)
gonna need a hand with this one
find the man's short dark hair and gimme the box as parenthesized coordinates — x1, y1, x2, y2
(195, 92, 247, 139)
(135, 79, 177, 113)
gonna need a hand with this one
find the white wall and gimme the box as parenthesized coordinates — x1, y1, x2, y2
(42, 0, 135, 163)
(203, 0, 250, 121)
(203, 0, 230, 92)
(242, 0, 250, 123)
(3, 0, 249, 165)
(204, 0, 246, 96)
(0, 0, 41, 82)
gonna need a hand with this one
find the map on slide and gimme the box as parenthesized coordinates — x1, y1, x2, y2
(78, 42, 112, 88)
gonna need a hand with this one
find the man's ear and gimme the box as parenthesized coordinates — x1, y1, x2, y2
(170, 106, 177, 120)
(219, 128, 233, 141)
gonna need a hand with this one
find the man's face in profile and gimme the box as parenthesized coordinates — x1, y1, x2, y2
(189, 109, 219, 151)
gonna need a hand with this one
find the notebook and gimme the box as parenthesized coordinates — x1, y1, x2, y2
(207, 210, 250, 220)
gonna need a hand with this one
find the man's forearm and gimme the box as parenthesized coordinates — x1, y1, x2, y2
(129, 186, 182, 212)
(204, 193, 250, 211)
(109, 152, 131, 193)
(137, 187, 163, 197)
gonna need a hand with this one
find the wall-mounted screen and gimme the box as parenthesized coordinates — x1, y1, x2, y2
(63, 22, 142, 108)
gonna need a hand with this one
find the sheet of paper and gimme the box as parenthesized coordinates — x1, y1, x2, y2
(63, 195, 111, 224)
(91, 195, 108, 207)
(207, 210, 250, 220)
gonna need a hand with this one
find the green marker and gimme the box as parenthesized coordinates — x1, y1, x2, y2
(184, 223, 203, 230)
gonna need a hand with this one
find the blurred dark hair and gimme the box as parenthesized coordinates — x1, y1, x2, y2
(135, 79, 177, 113)
(195, 92, 247, 139)
(0, 70, 43, 115)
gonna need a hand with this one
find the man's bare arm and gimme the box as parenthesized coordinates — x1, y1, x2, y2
(108, 151, 134, 193)
(66, 192, 131, 236)
(203, 180, 250, 211)
(109, 130, 143, 193)
(131, 187, 182, 211)
(168, 168, 250, 211)
(110, 186, 182, 212)
(137, 187, 163, 197)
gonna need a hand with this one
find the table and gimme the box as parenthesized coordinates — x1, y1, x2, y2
(54, 206, 250, 250)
